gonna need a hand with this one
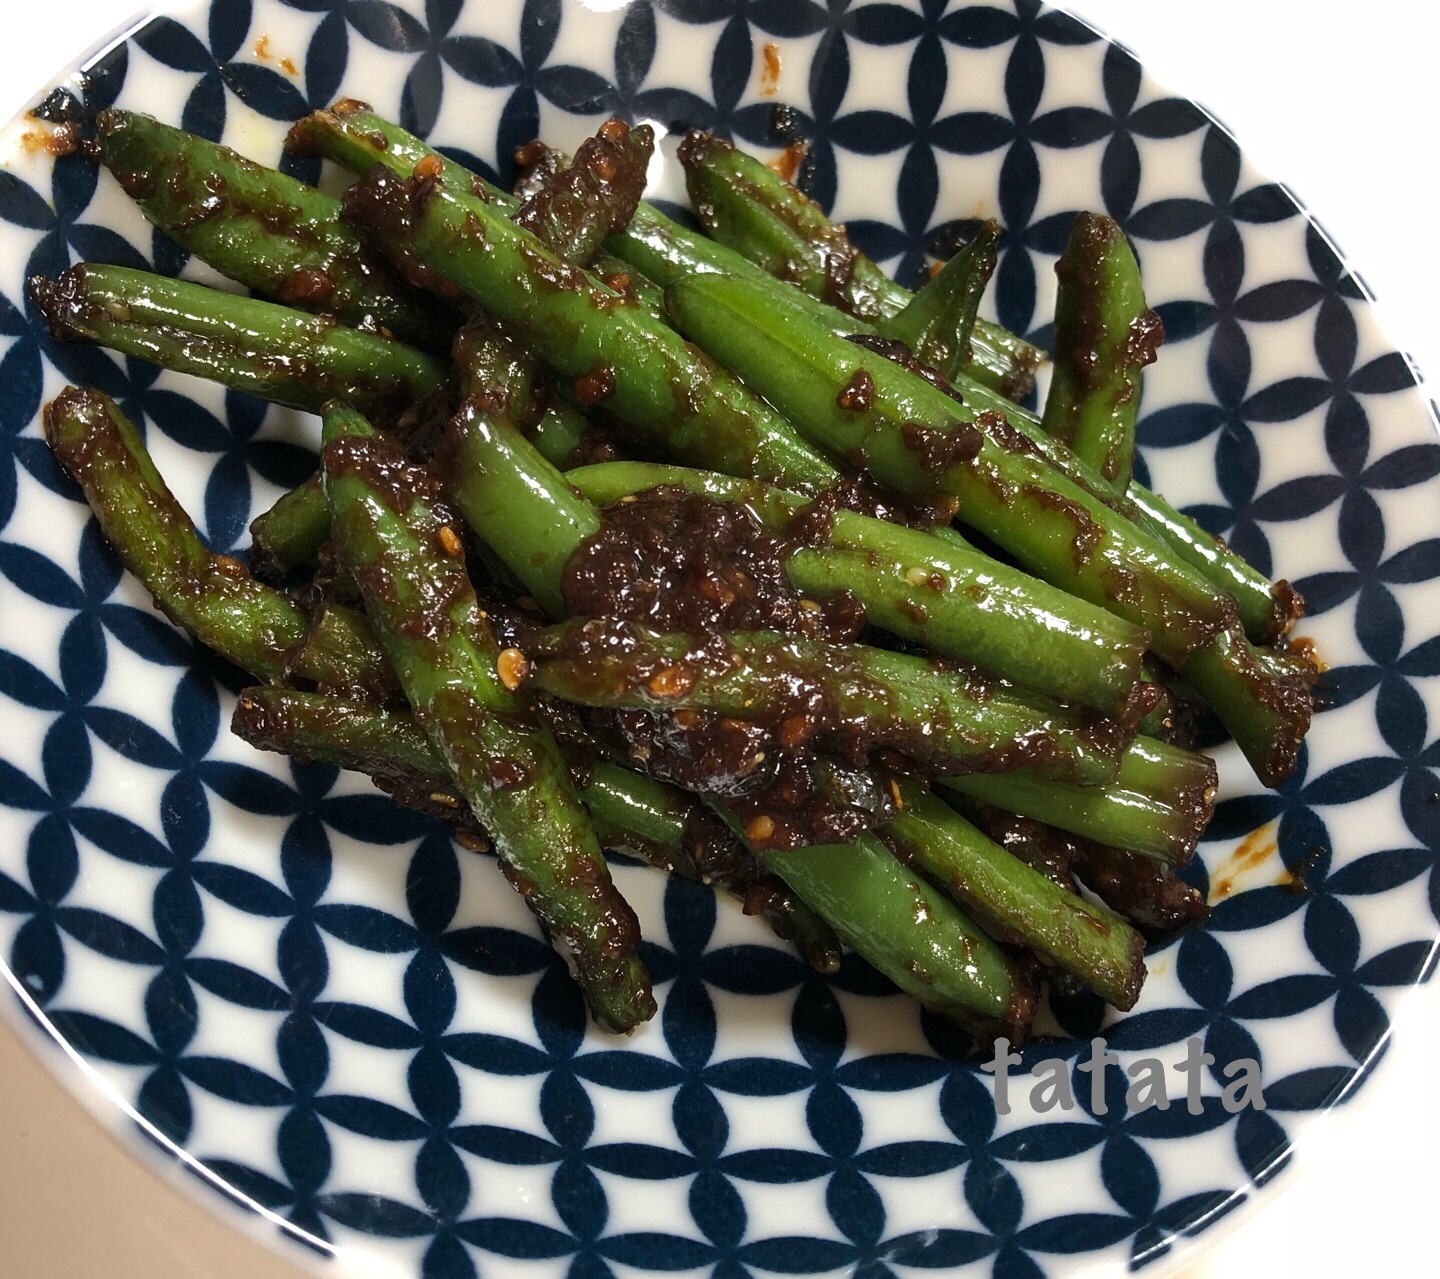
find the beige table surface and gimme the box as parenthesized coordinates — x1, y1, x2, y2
(2, 4, 1439, 1279)
(0, 1014, 312, 1279)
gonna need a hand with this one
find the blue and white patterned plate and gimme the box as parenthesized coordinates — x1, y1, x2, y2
(2, 2, 1438, 1276)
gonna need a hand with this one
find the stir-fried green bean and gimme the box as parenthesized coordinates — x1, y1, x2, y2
(34, 104, 1319, 1036)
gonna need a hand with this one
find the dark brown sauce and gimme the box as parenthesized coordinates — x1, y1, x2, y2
(563, 485, 863, 642)
(560, 486, 903, 848)
(836, 368, 874, 412)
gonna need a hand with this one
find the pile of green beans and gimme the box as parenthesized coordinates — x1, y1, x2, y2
(31, 103, 1318, 1042)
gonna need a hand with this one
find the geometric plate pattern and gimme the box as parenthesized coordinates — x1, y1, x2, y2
(1, 2, 1438, 1276)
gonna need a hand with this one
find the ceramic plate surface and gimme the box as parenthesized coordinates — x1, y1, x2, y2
(1, 2, 1438, 1276)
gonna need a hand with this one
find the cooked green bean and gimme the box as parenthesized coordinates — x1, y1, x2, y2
(667, 272, 1312, 785)
(286, 103, 666, 316)
(877, 221, 1000, 381)
(724, 815, 1034, 1031)
(1041, 213, 1160, 489)
(320, 402, 654, 1032)
(230, 686, 843, 974)
(529, 619, 1128, 785)
(886, 785, 1145, 1009)
(334, 163, 842, 492)
(42, 387, 388, 694)
(439, 396, 601, 620)
(665, 272, 1233, 662)
(566, 460, 1153, 721)
(31, 264, 448, 418)
(939, 732, 1216, 866)
(94, 108, 457, 351)
(677, 130, 1042, 400)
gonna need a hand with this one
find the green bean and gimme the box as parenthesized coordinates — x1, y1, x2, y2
(93, 108, 457, 351)
(514, 120, 654, 267)
(667, 272, 1315, 784)
(565, 461, 1153, 721)
(454, 316, 619, 474)
(529, 619, 1128, 785)
(939, 733, 1216, 866)
(719, 814, 1034, 1031)
(320, 403, 653, 1032)
(950, 366, 1315, 780)
(249, 475, 331, 581)
(676, 130, 1043, 400)
(664, 272, 1233, 663)
(950, 360, 1302, 644)
(286, 104, 666, 316)
(30, 264, 448, 418)
(437, 396, 601, 619)
(885, 785, 1145, 1009)
(1041, 213, 1160, 489)
(1134, 660, 1185, 742)
(1180, 622, 1314, 786)
(287, 604, 398, 701)
(41, 388, 386, 692)
(233, 687, 457, 783)
(876, 220, 999, 381)
(230, 687, 842, 973)
(109, 309, 577, 586)
(31, 262, 448, 585)
(333, 163, 842, 492)
(607, 200, 873, 340)
(528, 396, 598, 469)
(1122, 483, 1303, 643)
(675, 130, 1299, 644)
(577, 764, 842, 972)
